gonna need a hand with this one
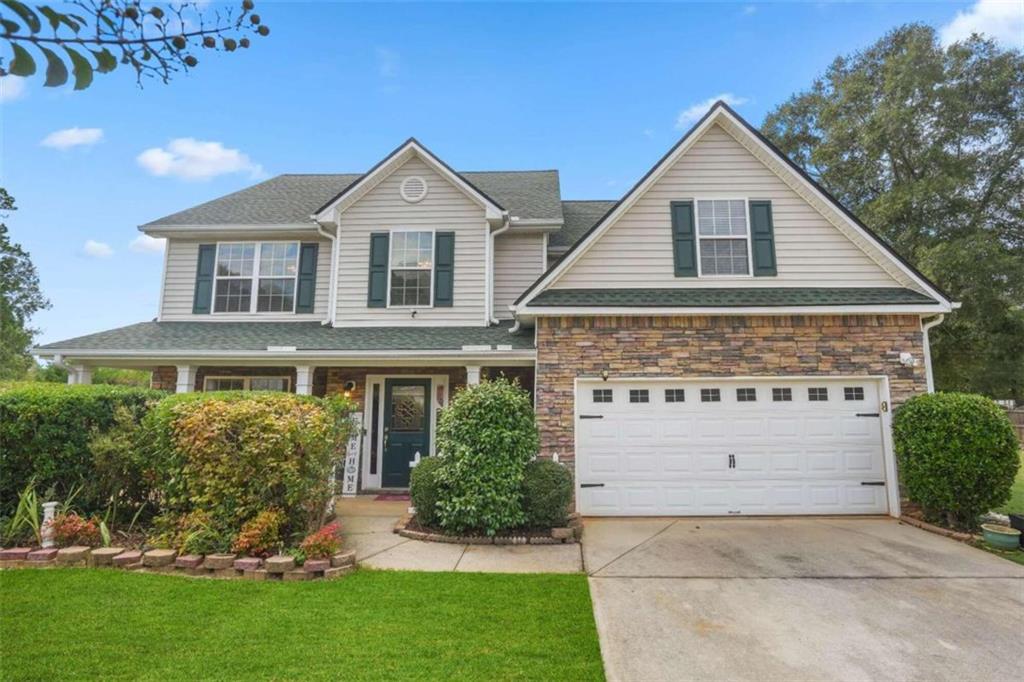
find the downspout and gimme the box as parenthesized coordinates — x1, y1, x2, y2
(487, 213, 512, 325)
(316, 222, 338, 327)
(921, 314, 945, 393)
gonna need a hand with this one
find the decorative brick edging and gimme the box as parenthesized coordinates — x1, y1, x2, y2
(393, 513, 583, 545)
(899, 515, 977, 543)
(0, 546, 356, 581)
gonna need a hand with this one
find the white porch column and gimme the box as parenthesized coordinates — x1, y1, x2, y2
(465, 365, 481, 386)
(295, 365, 313, 395)
(68, 365, 92, 385)
(175, 365, 196, 394)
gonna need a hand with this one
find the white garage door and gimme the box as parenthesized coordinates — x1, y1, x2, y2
(576, 378, 890, 516)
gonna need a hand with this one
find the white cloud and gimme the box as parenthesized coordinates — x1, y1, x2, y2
(742, 5, 757, 15)
(136, 138, 264, 181)
(129, 234, 166, 253)
(376, 47, 400, 78)
(41, 127, 104, 150)
(940, 0, 1024, 49)
(83, 240, 114, 258)
(0, 76, 27, 102)
(675, 93, 749, 129)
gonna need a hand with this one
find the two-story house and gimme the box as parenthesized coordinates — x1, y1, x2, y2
(36, 102, 954, 517)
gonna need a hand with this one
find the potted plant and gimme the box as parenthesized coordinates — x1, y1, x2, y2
(1009, 514, 1024, 548)
(981, 523, 1022, 551)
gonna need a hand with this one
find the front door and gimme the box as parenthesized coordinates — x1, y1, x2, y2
(382, 378, 431, 488)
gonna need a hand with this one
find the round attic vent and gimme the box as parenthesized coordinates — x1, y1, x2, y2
(400, 176, 429, 203)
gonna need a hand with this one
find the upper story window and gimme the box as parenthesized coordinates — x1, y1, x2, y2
(389, 231, 434, 307)
(214, 242, 299, 313)
(696, 199, 750, 276)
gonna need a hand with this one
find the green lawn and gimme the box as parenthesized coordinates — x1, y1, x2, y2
(995, 451, 1024, 516)
(0, 569, 604, 681)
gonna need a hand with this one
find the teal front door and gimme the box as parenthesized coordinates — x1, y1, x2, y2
(382, 378, 431, 488)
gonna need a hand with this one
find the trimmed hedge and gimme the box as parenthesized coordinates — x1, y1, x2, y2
(893, 392, 1019, 529)
(522, 460, 573, 528)
(0, 382, 163, 518)
(434, 378, 539, 535)
(409, 456, 444, 528)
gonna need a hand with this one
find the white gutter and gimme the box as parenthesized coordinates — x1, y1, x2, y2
(316, 221, 339, 327)
(921, 314, 945, 393)
(486, 212, 512, 325)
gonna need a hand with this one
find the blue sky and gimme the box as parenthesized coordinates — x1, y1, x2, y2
(2, 0, 1017, 344)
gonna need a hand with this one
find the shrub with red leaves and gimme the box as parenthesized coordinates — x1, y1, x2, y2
(48, 513, 101, 547)
(299, 522, 342, 559)
(231, 509, 285, 558)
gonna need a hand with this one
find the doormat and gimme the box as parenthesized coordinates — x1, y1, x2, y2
(375, 494, 410, 501)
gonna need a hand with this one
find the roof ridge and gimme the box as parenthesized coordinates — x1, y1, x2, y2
(460, 169, 560, 174)
(562, 199, 617, 203)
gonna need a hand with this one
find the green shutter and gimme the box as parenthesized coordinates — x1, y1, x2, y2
(367, 233, 389, 308)
(295, 242, 319, 314)
(750, 200, 777, 276)
(670, 201, 698, 277)
(433, 231, 455, 307)
(192, 244, 216, 314)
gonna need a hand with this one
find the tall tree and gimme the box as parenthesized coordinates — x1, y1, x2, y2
(0, 188, 50, 379)
(763, 24, 1024, 400)
(1, 0, 269, 89)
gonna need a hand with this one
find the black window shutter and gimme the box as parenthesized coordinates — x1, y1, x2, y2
(192, 244, 216, 314)
(750, 200, 777, 276)
(670, 201, 698, 277)
(367, 233, 389, 308)
(434, 231, 455, 307)
(295, 242, 319, 313)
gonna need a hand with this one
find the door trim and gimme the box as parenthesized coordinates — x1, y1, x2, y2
(361, 373, 449, 490)
(572, 375, 900, 518)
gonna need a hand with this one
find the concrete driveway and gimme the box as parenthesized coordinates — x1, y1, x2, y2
(584, 517, 1024, 682)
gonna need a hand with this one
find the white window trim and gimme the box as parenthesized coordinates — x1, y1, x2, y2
(212, 241, 300, 315)
(203, 375, 292, 391)
(694, 198, 755, 278)
(386, 228, 435, 309)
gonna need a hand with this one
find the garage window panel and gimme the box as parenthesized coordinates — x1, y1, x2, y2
(736, 388, 757, 402)
(593, 388, 613, 403)
(844, 387, 865, 401)
(700, 388, 721, 403)
(808, 387, 829, 402)
(772, 387, 792, 402)
(629, 389, 650, 404)
(665, 388, 686, 403)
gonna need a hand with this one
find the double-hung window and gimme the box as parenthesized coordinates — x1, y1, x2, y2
(696, 199, 751, 276)
(389, 231, 433, 307)
(213, 242, 299, 313)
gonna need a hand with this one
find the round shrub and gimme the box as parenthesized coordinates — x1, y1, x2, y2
(434, 378, 539, 535)
(409, 456, 444, 528)
(521, 459, 573, 528)
(232, 509, 285, 557)
(893, 392, 1020, 529)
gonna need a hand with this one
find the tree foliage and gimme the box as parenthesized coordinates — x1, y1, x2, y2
(1, 0, 269, 89)
(762, 25, 1024, 399)
(0, 188, 49, 380)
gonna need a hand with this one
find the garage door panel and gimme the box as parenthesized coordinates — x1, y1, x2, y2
(577, 378, 890, 516)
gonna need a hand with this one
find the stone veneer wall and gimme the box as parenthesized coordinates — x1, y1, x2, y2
(535, 314, 927, 465)
(323, 367, 468, 405)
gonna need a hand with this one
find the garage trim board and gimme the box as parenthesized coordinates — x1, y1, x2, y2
(573, 376, 900, 518)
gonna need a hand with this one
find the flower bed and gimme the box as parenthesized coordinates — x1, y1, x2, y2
(0, 545, 356, 581)
(393, 513, 582, 545)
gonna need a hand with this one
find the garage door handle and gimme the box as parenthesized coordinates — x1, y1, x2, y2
(855, 413, 880, 417)
(580, 483, 605, 488)
(860, 481, 885, 486)
(579, 414, 604, 420)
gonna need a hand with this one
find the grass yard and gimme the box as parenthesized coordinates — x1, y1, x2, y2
(995, 451, 1024, 516)
(0, 569, 604, 681)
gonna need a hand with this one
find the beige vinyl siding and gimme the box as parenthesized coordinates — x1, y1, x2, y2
(335, 157, 488, 326)
(552, 123, 902, 290)
(160, 237, 331, 320)
(493, 232, 545, 319)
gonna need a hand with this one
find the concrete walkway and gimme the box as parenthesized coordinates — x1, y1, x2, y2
(335, 496, 583, 573)
(583, 517, 1024, 682)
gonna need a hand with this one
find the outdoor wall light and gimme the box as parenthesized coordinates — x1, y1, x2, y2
(600, 370, 609, 381)
(343, 380, 357, 398)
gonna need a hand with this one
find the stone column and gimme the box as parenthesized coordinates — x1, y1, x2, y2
(68, 365, 92, 385)
(295, 365, 313, 395)
(175, 365, 196, 393)
(466, 365, 481, 386)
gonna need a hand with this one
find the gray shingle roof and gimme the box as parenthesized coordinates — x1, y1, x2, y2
(37, 321, 535, 353)
(527, 287, 939, 308)
(551, 200, 617, 248)
(143, 170, 564, 227)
